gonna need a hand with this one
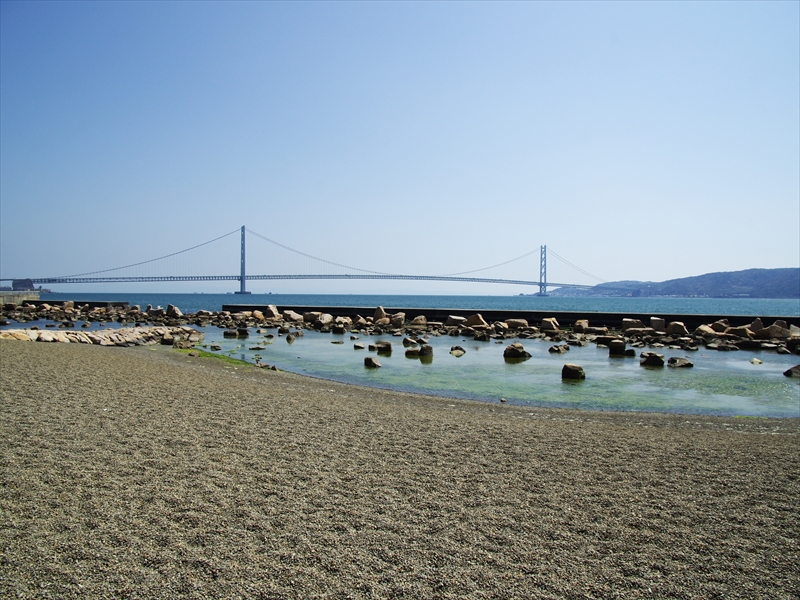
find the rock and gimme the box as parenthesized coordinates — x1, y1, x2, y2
(303, 312, 322, 323)
(503, 343, 531, 359)
(668, 357, 694, 368)
(402, 337, 418, 347)
(694, 324, 718, 337)
(640, 352, 665, 367)
(375, 341, 392, 354)
(790, 324, 800, 338)
(505, 318, 529, 330)
(711, 319, 730, 333)
(315, 313, 334, 326)
(623, 328, 656, 338)
(237, 328, 249, 337)
(754, 324, 791, 340)
(263, 305, 280, 319)
(783, 364, 800, 377)
(608, 339, 627, 356)
(445, 315, 466, 327)
(465, 314, 488, 328)
(374, 318, 391, 327)
(562, 364, 585, 380)
(750, 358, 763, 365)
(473, 331, 491, 341)
(450, 346, 466, 357)
(418, 344, 433, 356)
(540, 317, 559, 331)
(364, 356, 382, 368)
(750, 318, 764, 331)
(621, 318, 646, 331)
(390, 313, 406, 328)
(286, 334, 295, 344)
(252, 310, 265, 321)
(665, 322, 689, 336)
(405, 347, 420, 357)
(210, 344, 222, 351)
(774, 320, 788, 329)
(650, 317, 666, 332)
(374, 306, 388, 321)
(409, 315, 427, 328)
(548, 344, 569, 354)
(335, 316, 353, 327)
(166, 304, 183, 318)
(573, 319, 589, 333)
(352, 316, 368, 328)
(585, 326, 609, 335)
(283, 310, 304, 322)
(724, 326, 754, 339)
(354, 343, 365, 350)
(331, 340, 344, 345)
(173, 338, 193, 349)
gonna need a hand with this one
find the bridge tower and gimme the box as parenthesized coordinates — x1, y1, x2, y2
(537, 245, 547, 296)
(234, 225, 251, 294)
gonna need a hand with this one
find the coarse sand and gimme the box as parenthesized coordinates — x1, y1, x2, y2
(1, 340, 798, 599)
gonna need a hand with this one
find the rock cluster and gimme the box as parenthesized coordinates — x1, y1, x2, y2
(0, 325, 202, 347)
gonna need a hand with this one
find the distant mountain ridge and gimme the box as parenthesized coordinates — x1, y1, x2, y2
(550, 268, 800, 299)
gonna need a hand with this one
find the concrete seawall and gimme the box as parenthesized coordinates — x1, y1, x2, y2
(222, 304, 799, 330)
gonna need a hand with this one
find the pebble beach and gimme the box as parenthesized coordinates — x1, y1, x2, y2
(1, 340, 798, 599)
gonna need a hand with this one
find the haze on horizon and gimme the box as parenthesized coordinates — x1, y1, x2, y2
(1, 1, 798, 295)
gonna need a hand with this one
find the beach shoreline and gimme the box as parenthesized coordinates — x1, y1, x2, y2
(1, 340, 798, 598)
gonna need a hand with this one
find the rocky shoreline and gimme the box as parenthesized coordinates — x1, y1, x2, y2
(2, 301, 799, 377)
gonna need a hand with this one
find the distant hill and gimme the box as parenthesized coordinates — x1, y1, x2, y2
(548, 268, 800, 299)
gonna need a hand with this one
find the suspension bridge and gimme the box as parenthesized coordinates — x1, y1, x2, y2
(2, 226, 606, 295)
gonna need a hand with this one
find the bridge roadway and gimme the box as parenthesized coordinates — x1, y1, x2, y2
(20, 274, 592, 289)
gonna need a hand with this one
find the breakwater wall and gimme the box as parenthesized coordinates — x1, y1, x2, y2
(222, 304, 800, 330)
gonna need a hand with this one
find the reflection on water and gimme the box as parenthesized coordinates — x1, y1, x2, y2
(200, 326, 800, 418)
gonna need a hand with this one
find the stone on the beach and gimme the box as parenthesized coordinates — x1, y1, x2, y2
(303, 311, 322, 323)
(725, 326, 754, 339)
(540, 317, 559, 331)
(783, 364, 800, 377)
(622, 318, 646, 331)
(409, 315, 427, 328)
(237, 328, 249, 337)
(562, 364, 585, 380)
(503, 343, 531, 359)
(549, 344, 569, 354)
(668, 357, 694, 368)
(374, 317, 391, 327)
(640, 352, 665, 367)
(364, 356, 382, 368)
(283, 310, 304, 322)
(391, 313, 406, 328)
(750, 318, 764, 331)
(650, 317, 666, 332)
(694, 324, 717, 337)
(666, 322, 689, 336)
(750, 357, 762, 365)
(446, 315, 467, 326)
(573, 319, 589, 333)
(608, 339, 627, 356)
(790, 324, 800, 338)
(252, 310, 265, 321)
(286, 334, 296, 344)
(354, 343, 365, 350)
(418, 344, 433, 357)
(774, 320, 788, 329)
(402, 337, 418, 347)
(711, 319, 730, 332)
(172, 338, 193, 349)
(450, 346, 466, 357)
(465, 314, 488, 328)
(505, 318, 528, 330)
(210, 344, 222, 351)
(263, 305, 281, 319)
(374, 306, 388, 321)
(375, 341, 392, 354)
(754, 324, 791, 340)
(166, 304, 183, 318)
(405, 347, 420, 357)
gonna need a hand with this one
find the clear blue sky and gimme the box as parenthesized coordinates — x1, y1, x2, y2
(1, 1, 798, 294)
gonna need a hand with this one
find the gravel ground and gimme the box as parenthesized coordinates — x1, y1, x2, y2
(1, 340, 798, 599)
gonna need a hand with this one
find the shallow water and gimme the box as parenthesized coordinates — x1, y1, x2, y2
(204, 326, 800, 418)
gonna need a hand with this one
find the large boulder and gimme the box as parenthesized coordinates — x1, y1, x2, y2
(418, 344, 433, 357)
(754, 324, 791, 340)
(621, 318, 646, 331)
(694, 324, 718, 337)
(724, 326, 754, 339)
(540, 317, 559, 331)
(364, 356, 382, 368)
(640, 352, 665, 367)
(446, 315, 467, 326)
(303, 311, 322, 323)
(561, 364, 585, 380)
(783, 365, 800, 377)
(166, 304, 183, 318)
(505, 318, 529, 330)
(408, 315, 427, 328)
(573, 319, 589, 333)
(465, 314, 489, 328)
(252, 310, 266, 321)
(650, 317, 666, 332)
(374, 306, 388, 321)
(503, 343, 531, 359)
(390, 313, 406, 328)
(668, 357, 694, 368)
(608, 339, 627, 356)
(283, 310, 304, 322)
(665, 322, 689, 336)
(450, 346, 466, 357)
(711, 319, 730, 333)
